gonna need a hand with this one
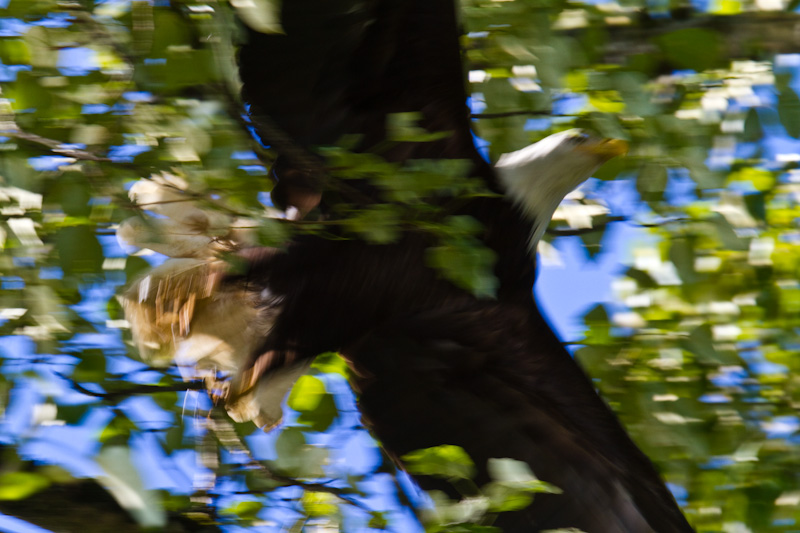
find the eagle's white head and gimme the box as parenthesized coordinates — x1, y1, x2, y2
(494, 129, 627, 251)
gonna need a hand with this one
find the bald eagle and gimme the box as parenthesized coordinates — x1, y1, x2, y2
(120, 0, 695, 529)
(232, 0, 696, 530)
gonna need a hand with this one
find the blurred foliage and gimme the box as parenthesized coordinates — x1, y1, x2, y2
(1, 0, 800, 531)
(401, 447, 561, 532)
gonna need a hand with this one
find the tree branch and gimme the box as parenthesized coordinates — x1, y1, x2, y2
(569, 12, 800, 64)
(545, 215, 689, 237)
(55, 372, 206, 401)
(2, 128, 111, 162)
(471, 110, 552, 119)
(545, 215, 626, 237)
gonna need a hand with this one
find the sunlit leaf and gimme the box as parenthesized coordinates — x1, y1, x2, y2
(402, 445, 475, 481)
(589, 91, 625, 113)
(583, 304, 611, 344)
(302, 491, 338, 518)
(222, 500, 263, 521)
(729, 167, 775, 193)
(99, 413, 137, 445)
(287, 375, 338, 432)
(0, 39, 31, 66)
(310, 352, 351, 380)
(0, 472, 50, 500)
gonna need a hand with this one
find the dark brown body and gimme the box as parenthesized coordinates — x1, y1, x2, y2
(236, 0, 694, 530)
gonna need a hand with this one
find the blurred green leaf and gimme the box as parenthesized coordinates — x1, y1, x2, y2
(636, 163, 668, 204)
(402, 445, 475, 481)
(8, 71, 52, 112)
(778, 87, 800, 138)
(152, 389, 178, 411)
(593, 155, 626, 181)
(258, 217, 291, 246)
(310, 352, 351, 380)
(46, 174, 91, 217)
(302, 491, 338, 518)
(578, 223, 605, 260)
(0, 472, 50, 500)
(669, 237, 697, 285)
(149, 10, 193, 56)
(73, 349, 107, 382)
(99, 413, 137, 445)
(368, 511, 389, 529)
(55, 226, 103, 275)
(287, 375, 338, 432)
(0, 38, 31, 65)
(729, 167, 774, 193)
(743, 193, 766, 222)
(655, 28, 723, 71)
(624, 267, 658, 289)
(164, 426, 186, 452)
(272, 427, 329, 478)
(583, 304, 611, 344)
(96, 445, 166, 528)
(743, 107, 762, 142)
(244, 470, 282, 492)
(711, 214, 748, 251)
(342, 207, 401, 244)
(680, 324, 720, 365)
(386, 113, 451, 143)
(222, 500, 263, 521)
(124, 256, 152, 283)
(56, 404, 90, 425)
(427, 236, 497, 298)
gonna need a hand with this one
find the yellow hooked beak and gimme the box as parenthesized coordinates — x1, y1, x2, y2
(580, 137, 629, 162)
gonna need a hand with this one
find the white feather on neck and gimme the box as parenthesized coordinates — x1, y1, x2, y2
(494, 130, 608, 254)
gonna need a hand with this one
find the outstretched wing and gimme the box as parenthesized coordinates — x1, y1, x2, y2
(238, 0, 485, 165)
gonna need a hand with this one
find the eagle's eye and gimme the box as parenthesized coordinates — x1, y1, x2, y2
(567, 130, 592, 145)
